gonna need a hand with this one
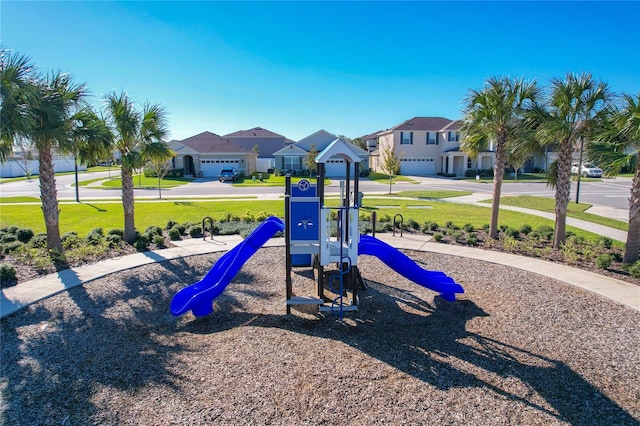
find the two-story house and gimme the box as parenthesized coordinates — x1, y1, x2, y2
(224, 127, 294, 172)
(368, 116, 495, 177)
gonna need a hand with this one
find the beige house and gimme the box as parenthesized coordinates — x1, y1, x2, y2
(368, 117, 495, 177)
(169, 132, 257, 178)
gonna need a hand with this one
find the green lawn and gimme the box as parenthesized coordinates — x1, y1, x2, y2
(381, 190, 473, 199)
(366, 172, 419, 184)
(482, 195, 629, 231)
(231, 173, 330, 187)
(86, 175, 193, 189)
(0, 196, 41, 204)
(0, 196, 616, 243)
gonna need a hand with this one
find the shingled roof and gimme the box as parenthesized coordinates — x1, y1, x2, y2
(179, 131, 252, 153)
(389, 117, 453, 131)
(224, 127, 285, 138)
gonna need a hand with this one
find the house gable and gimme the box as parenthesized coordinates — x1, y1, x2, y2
(296, 130, 338, 151)
(223, 126, 289, 158)
(179, 131, 252, 154)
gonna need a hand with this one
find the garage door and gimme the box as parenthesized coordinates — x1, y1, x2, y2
(324, 159, 358, 177)
(200, 159, 240, 178)
(399, 158, 436, 176)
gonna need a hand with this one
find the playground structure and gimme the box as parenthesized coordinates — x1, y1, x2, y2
(171, 138, 464, 318)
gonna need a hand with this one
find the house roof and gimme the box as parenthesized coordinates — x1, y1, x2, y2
(179, 131, 252, 154)
(359, 130, 383, 141)
(441, 119, 463, 131)
(390, 116, 453, 131)
(224, 127, 285, 139)
(295, 130, 339, 151)
(272, 144, 308, 156)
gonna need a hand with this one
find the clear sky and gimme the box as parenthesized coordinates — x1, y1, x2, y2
(2, 1, 639, 141)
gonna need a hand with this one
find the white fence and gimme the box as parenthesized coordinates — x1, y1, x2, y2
(0, 157, 85, 178)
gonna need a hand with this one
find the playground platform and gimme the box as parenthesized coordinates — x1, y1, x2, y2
(1, 233, 638, 319)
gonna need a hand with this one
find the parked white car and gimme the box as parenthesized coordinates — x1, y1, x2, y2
(571, 163, 603, 178)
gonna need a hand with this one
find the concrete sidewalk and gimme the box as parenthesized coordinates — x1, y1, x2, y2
(2, 232, 638, 319)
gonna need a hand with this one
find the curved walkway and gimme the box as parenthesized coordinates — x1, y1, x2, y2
(1, 231, 638, 319)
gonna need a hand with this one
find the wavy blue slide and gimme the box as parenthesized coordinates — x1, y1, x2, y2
(171, 216, 285, 317)
(358, 235, 464, 301)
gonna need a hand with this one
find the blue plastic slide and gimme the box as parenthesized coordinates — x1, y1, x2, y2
(171, 216, 285, 317)
(358, 235, 464, 301)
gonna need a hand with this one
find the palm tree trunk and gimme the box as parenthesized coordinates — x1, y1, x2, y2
(38, 143, 62, 252)
(121, 165, 136, 243)
(624, 166, 640, 263)
(553, 140, 573, 249)
(489, 133, 507, 239)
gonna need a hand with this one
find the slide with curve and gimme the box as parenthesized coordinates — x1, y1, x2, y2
(171, 216, 285, 317)
(358, 235, 464, 301)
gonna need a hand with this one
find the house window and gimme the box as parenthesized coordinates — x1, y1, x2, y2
(401, 131, 413, 145)
(284, 156, 300, 170)
(467, 158, 472, 169)
(427, 132, 438, 145)
(448, 131, 459, 142)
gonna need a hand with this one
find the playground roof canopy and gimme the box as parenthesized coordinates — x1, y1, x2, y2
(315, 138, 362, 164)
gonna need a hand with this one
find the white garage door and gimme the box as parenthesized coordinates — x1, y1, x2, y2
(399, 158, 436, 176)
(200, 159, 240, 178)
(324, 159, 358, 177)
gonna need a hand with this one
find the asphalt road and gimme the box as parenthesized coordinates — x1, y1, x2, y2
(0, 171, 633, 210)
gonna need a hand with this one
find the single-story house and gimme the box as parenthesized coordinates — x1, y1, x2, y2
(169, 131, 257, 178)
(273, 130, 370, 177)
(223, 127, 294, 172)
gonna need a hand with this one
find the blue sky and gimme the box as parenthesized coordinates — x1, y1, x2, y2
(2, 1, 639, 141)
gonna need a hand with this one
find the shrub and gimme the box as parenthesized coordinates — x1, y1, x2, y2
(108, 228, 124, 237)
(145, 225, 163, 236)
(30, 233, 47, 248)
(596, 254, 613, 269)
(466, 234, 478, 246)
(166, 220, 178, 230)
(379, 214, 391, 223)
(596, 236, 613, 249)
(168, 227, 182, 240)
(1, 233, 17, 244)
(499, 224, 508, 232)
(189, 226, 203, 238)
(407, 219, 420, 230)
(153, 235, 166, 247)
(61, 232, 81, 249)
(482, 224, 490, 232)
(15, 228, 34, 243)
(627, 261, 640, 278)
(533, 225, 554, 241)
(504, 228, 520, 239)
(105, 234, 122, 247)
(3, 241, 22, 254)
(0, 263, 17, 285)
(433, 232, 444, 242)
(173, 224, 187, 235)
(520, 224, 532, 235)
(86, 228, 104, 245)
(1, 226, 18, 235)
(462, 223, 475, 232)
(133, 234, 149, 251)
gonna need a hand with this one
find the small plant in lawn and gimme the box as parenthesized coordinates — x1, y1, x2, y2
(105, 234, 122, 247)
(433, 232, 443, 242)
(596, 236, 613, 249)
(504, 228, 520, 240)
(145, 225, 163, 236)
(466, 234, 478, 246)
(463, 223, 475, 232)
(533, 225, 554, 241)
(3, 241, 23, 254)
(502, 236, 520, 252)
(86, 228, 104, 245)
(482, 224, 490, 232)
(166, 220, 178, 230)
(596, 254, 613, 269)
(108, 229, 124, 237)
(173, 224, 186, 235)
(29, 233, 47, 248)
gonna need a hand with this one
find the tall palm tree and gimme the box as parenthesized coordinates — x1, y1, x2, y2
(461, 76, 539, 238)
(531, 73, 610, 249)
(31, 71, 87, 251)
(588, 93, 640, 263)
(104, 91, 168, 243)
(0, 50, 38, 162)
(67, 108, 113, 202)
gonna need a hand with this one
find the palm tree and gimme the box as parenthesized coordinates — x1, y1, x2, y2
(588, 93, 640, 263)
(104, 91, 168, 243)
(531, 73, 610, 249)
(30, 71, 88, 251)
(461, 76, 539, 239)
(0, 50, 38, 162)
(67, 108, 113, 202)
